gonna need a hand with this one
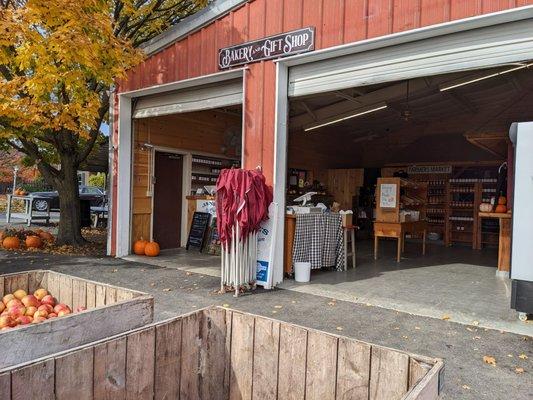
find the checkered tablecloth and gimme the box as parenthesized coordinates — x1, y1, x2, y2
(292, 213, 344, 271)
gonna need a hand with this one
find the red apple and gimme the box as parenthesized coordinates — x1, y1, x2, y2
(7, 305, 26, 318)
(25, 306, 37, 317)
(2, 294, 15, 306)
(21, 294, 40, 308)
(0, 302, 5, 313)
(38, 304, 54, 314)
(32, 316, 46, 323)
(16, 315, 32, 325)
(33, 310, 48, 319)
(54, 303, 70, 314)
(0, 315, 14, 328)
(13, 289, 27, 300)
(6, 299, 22, 309)
(57, 309, 71, 317)
(48, 313, 57, 318)
(75, 306, 87, 313)
(41, 295, 56, 307)
(33, 288, 48, 301)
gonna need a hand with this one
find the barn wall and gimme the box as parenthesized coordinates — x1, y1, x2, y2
(131, 111, 240, 242)
(112, 0, 532, 254)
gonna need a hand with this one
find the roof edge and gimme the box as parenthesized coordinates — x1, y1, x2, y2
(141, 0, 249, 56)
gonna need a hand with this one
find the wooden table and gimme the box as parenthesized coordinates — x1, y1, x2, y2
(477, 212, 511, 273)
(374, 220, 427, 262)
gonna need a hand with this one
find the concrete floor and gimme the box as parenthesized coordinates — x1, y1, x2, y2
(126, 240, 530, 336)
(0, 251, 531, 400)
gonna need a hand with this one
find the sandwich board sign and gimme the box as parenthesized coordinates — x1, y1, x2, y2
(256, 203, 277, 289)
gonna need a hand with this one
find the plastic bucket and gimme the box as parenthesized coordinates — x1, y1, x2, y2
(294, 262, 311, 283)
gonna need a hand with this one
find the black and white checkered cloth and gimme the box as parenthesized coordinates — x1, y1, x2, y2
(292, 213, 344, 271)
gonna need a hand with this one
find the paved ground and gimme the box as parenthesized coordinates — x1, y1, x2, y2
(0, 250, 531, 399)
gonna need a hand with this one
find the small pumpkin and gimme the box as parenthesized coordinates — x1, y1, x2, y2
(144, 241, 160, 257)
(479, 203, 492, 213)
(25, 235, 43, 249)
(2, 236, 20, 249)
(497, 196, 507, 205)
(495, 204, 507, 213)
(133, 238, 148, 255)
(38, 231, 54, 242)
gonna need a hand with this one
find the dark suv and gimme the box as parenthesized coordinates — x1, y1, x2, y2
(31, 186, 106, 211)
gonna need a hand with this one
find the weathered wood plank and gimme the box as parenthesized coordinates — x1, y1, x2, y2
(72, 278, 87, 310)
(277, 323, 307, 400)
(305, 331, 338, 400)
(403, 360, 442, 400)
(86, 282, 96, 308)
(336, 338, 371, 400)
(154, 319, 182, 400)
(95, 285, 106, 307)
(223, 309, 233, 399)
(117, 289, 134, 301)
(106, 286, 118, 305)
(126, 328, 156, 400)
(409, 358, 430, 389)
(94, 337, 127, 400)
(0, 373, 10, 400)
(4, 273, 29, 295)
(11, 359, 55, 400)
(201, 308, 228, 400)
(229, 312, 255, 400)
(252, 317, 280, 400)
(55, 347, 94, 400)
(0, 296, 153, 369)
(180, 311, 201, 399)
(369, 347, 409, 400)
(0, 276, 4, 298)
(59, 274, 73, 308)
(47, 272, 61, 299)
(28, 270, 46, 293)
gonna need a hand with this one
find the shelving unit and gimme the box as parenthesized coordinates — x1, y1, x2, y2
(190, 155, 240, 195)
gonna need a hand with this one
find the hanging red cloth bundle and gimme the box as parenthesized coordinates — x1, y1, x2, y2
(216, 168, 272, 247)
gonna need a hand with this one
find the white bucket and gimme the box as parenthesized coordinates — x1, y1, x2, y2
(294, 262, 311, 283)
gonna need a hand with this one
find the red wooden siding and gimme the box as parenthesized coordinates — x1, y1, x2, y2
(112, 0, 525, 254)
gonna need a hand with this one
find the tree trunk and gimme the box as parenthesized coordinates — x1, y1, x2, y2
(55, 154, 86, 246)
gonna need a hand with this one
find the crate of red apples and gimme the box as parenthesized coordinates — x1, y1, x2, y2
(0, 270, 153, 369)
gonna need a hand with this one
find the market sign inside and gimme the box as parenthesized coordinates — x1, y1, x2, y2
(218, 27, 315, 69)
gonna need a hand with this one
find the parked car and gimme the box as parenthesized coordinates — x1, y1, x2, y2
(31, 186, 106, 211)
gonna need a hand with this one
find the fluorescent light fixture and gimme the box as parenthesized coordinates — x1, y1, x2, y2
(439, 63, 533, 92)
(304, 103, 388, 132)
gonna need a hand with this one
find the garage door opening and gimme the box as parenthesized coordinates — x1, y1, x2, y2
(129, 105, 242, 276)
(283, 64, 533, 333)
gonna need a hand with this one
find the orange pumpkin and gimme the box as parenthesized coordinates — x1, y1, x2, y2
(133, 238, 148, 255)
(2, 236, 20, 249)
(38, 231, 54, 242)
(495, 204, 507, 213)
(497, 196, 507, 205)
(144, 241, 160, 257)
(25, 235, 43, 249)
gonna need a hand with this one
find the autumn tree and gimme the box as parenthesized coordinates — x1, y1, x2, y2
(0, 0, 207, 245)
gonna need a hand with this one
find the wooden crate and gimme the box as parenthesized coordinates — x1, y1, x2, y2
(0, 306, 443, 400)
(0, 270, 153, 369)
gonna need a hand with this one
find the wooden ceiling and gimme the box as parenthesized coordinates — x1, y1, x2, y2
(288, 65, 533, 168)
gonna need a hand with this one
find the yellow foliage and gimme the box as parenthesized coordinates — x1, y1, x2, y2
(0, 0, 144, 138)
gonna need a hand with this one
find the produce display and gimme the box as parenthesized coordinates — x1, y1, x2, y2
(132, 239, 160, 257)
(1, 228, 54, 250)
(0, 288, 85, 330)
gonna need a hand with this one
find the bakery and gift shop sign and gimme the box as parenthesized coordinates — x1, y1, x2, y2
(218, 27, 315, 69)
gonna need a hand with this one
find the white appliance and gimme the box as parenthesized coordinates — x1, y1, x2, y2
(509, 122, 533, 321)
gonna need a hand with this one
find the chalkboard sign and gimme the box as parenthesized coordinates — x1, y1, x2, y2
(186, 212, 210, 251)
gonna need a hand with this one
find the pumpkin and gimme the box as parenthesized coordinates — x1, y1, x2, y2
(479, 203, 492, 212)
(144, 241, 160, 257)
(38, 231, 54, 242)
(498, 196, 507, 205)
(2, 236, 20, 249)
(25, 235, 43, 249)
(133, 238, 148, 255)
(495, 204, 507, 213)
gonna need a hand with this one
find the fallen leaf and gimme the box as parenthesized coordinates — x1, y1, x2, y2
(272, 310, 278, 314)
(519, 354, 528, 360)
(186, 272, 192, 276)
(414, 326, 421, 330)
(222, 304, 230, 308)
(274, 305, 283, 309)
(462, 385, 471, 390)
(473, 336, 481, 340)
(366, 303, 372, 306)
(327, 301, 336, 306)
(515, 367, 524, 374)
(508, 354, 513, 358)
(162, 288, 171, 292)
(336, 326, 343, 331)
(141, 269, 146, 272)
(111, 269, 118, 273)
(442, 315, 451, 321)
(291, 300, 296, 304)
(402, 335, 409, 339)
(483, 356, 496, 366)
(472, 321, 479, 326)
(466, 327, 475, 332)
(150, 283, 156, 287)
